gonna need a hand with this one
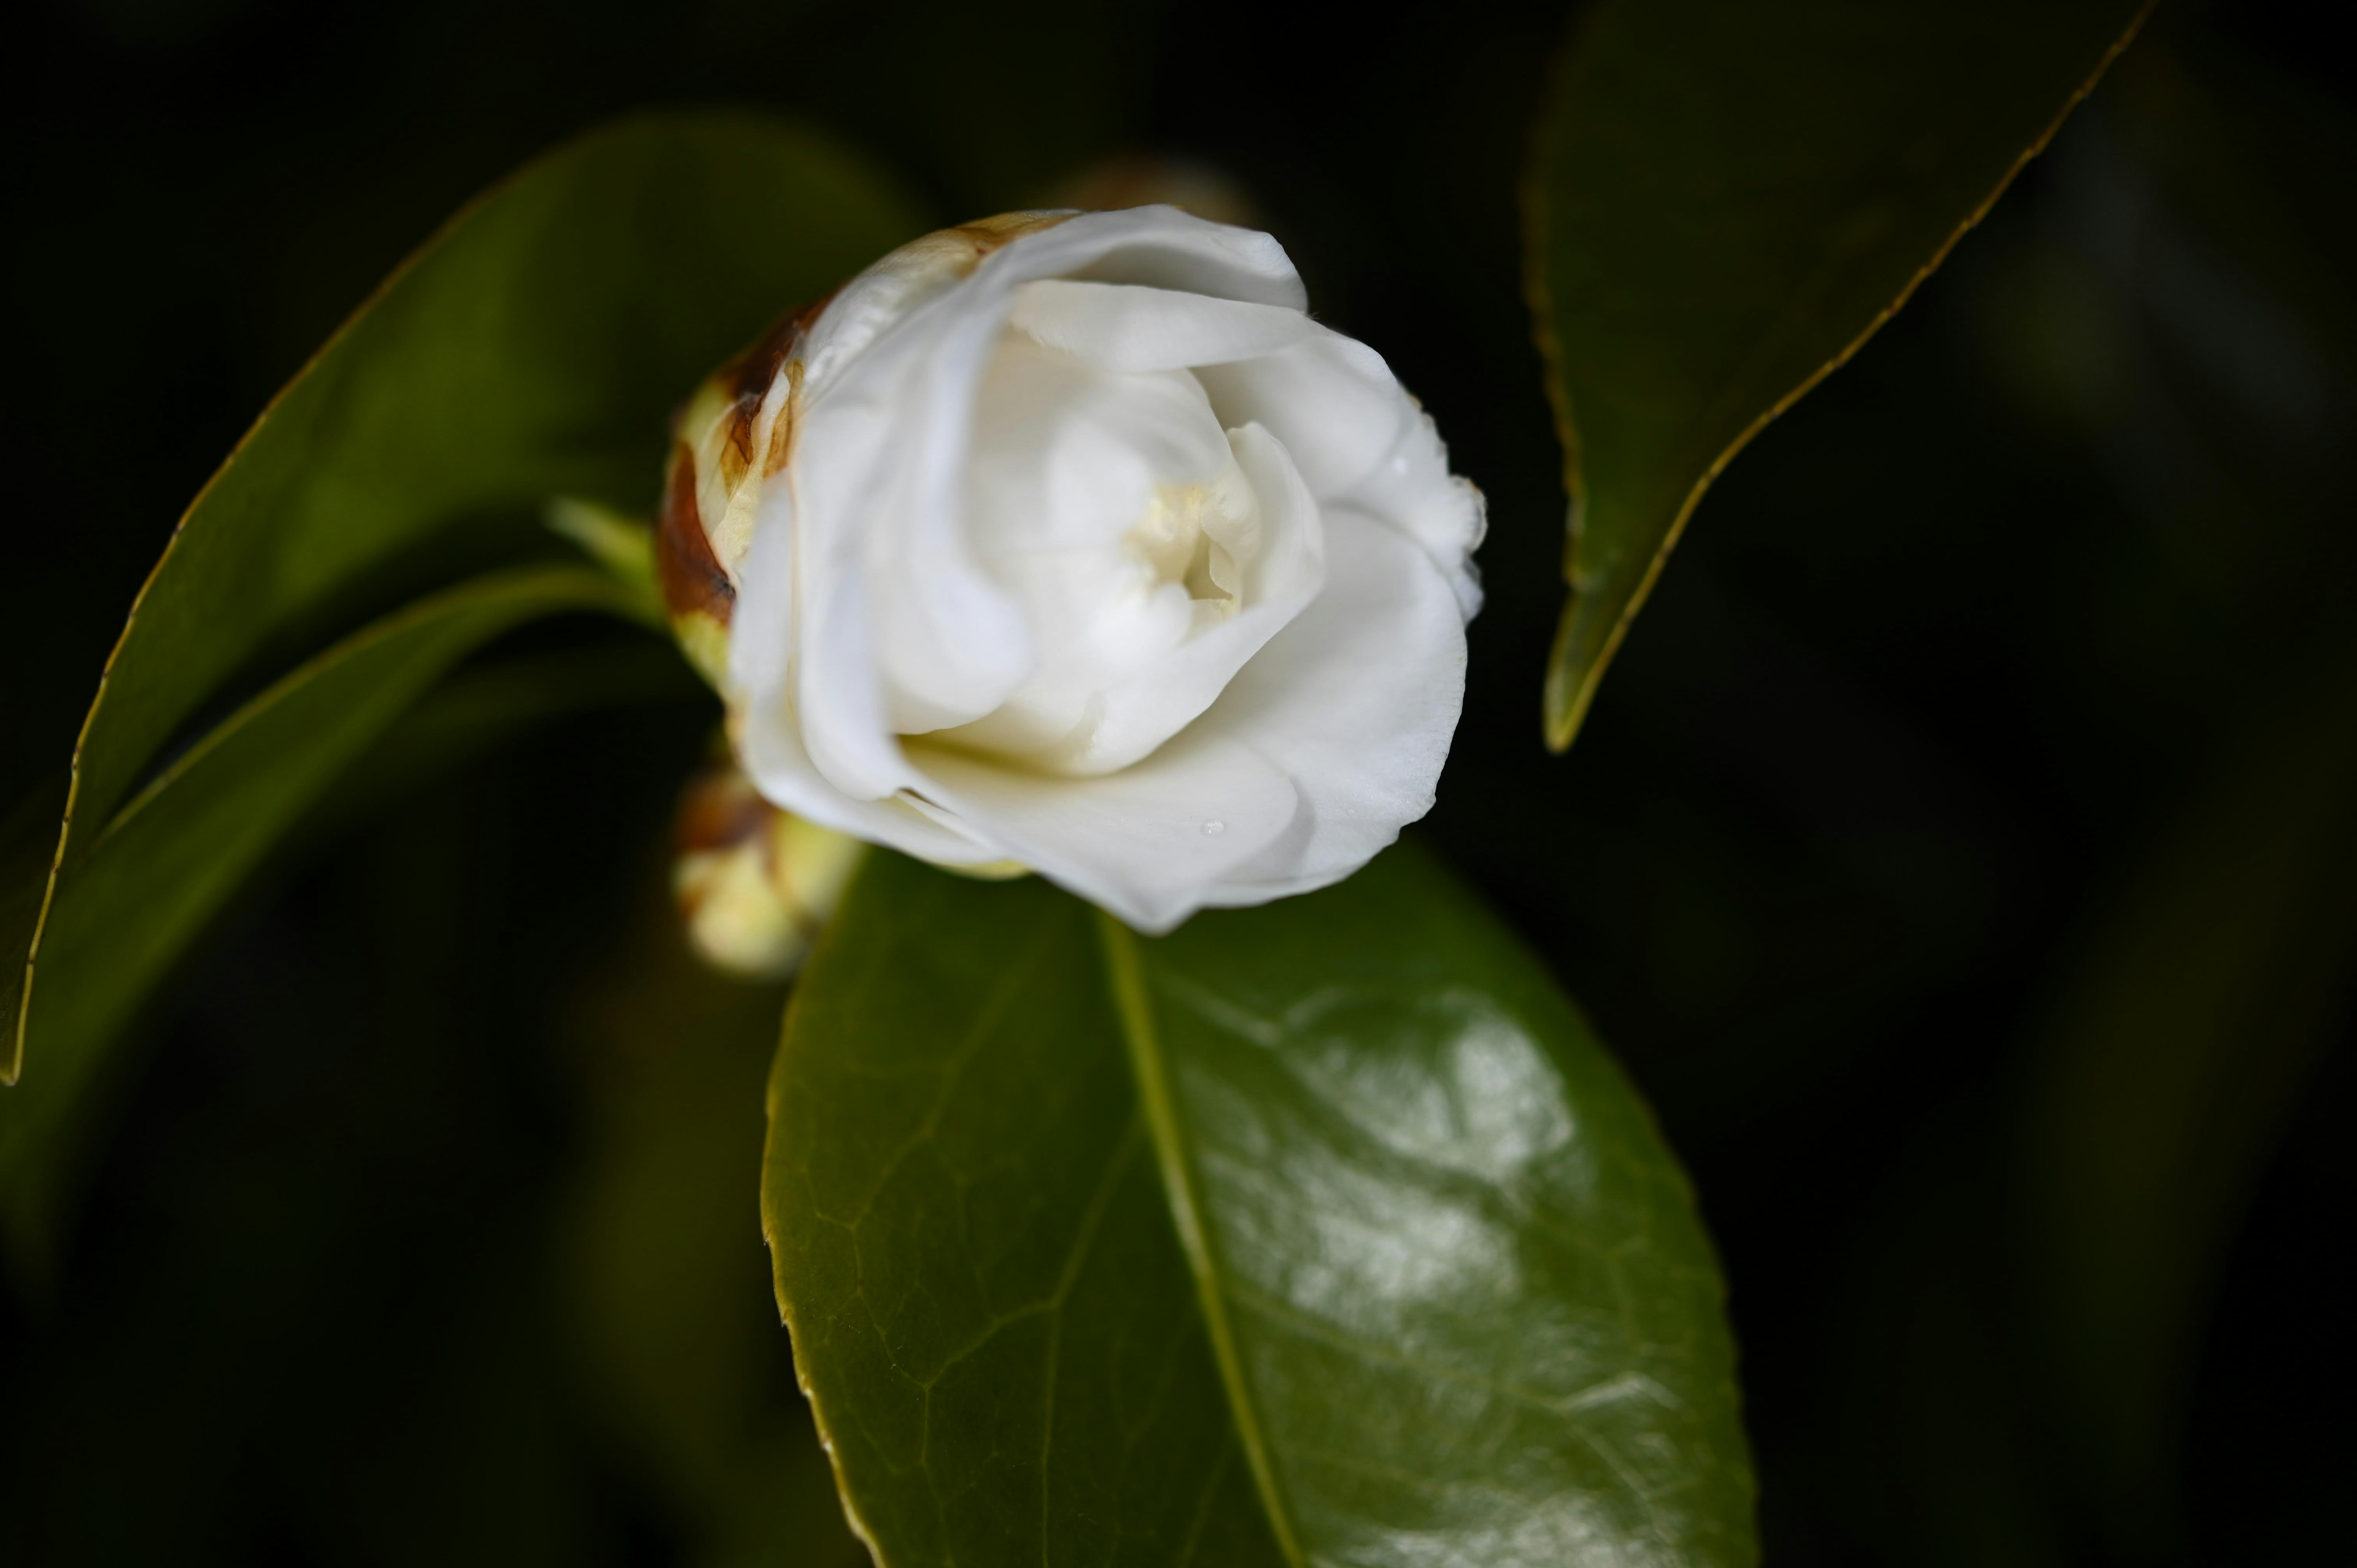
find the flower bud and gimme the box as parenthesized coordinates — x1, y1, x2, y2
(671, 762, 864, 979)
(662, 207, 1483, 932)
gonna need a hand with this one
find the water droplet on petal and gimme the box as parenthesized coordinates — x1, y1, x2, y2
(1202, 820, 1225, 837)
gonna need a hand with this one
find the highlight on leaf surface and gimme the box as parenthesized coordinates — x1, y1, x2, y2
(765, 841, 1756, 1567)
(1527, 0, 2154, 751)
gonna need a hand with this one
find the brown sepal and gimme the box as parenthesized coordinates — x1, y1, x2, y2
(655, 440, 734, 626)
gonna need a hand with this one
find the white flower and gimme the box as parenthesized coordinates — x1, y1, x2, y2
(657, 207, 1483, 934)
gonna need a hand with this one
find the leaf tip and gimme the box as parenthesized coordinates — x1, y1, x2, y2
(1542, 587, 1618, 754)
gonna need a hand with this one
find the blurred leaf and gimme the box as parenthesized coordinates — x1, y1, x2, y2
(2086, 37, 2357, 588)
(767, 843, 1754, 1567)
(546, 498, 666, 626)
(2107, 41, 2357, 373)
(39, 109, 920, 965)
(0, 565, 641, 1273)
(309, 639, 711, 845)
(2014, 651, 2357, 1553)
(1527, 0, 2151, 750)
(810, 0, 1144, 211)
(556, 884, 862, 1568)
(1, 779, 636, 1563)
(3, 107, 920, 1267)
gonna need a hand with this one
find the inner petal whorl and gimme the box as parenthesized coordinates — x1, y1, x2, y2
(935, 328, 1258, 765)
(1128, 470, 1248, 615)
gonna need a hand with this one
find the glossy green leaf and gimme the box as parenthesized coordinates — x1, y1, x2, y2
(31, 109, 919, 1006)
(0, 565, 641, 1269)
(766, 843, 1753, 1567)
(1527, 0, 2151, 749)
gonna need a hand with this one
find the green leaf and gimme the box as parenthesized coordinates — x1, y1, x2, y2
(0, 565, 641, 1271)
(3, 109, 919, 1258)
(766, 844, 1753, 1567)
(0, 780, 70, 1085)
(554, 894, 861, 1568)
(2013, 650, 2357, 1532)
(1527, 0, 2151, 750)
(307, 638, 710, 846)
(33, 108, 919, 1000)
(545, 498, 667, 628)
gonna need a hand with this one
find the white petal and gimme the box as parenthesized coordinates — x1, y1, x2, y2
(795, 206, 1306, 415)
(726, 484, 795, 701)
(904, 728, 1301, 934)
(1194, 332, 1405, 493)
(970, 338, 1238, 561)
(1007, 280, 1318, 373)
(796, 316, 1035, 736)
(1196, 331, 1485, 617)
(995, 206, 1307, 309)
(795, 214, 1071, 403)
(776, 207, 1316, 743)
(1042, 422, 1326, 775)
(735, 662, 1008, 871)
(794, 560, 923, 803)
(1191, 509, 1471, 905)
(942, 338, 1236, 757)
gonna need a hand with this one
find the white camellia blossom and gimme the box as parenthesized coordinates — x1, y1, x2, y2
(656, 207, 1483, 934)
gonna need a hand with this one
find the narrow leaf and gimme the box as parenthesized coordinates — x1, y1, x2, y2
(1528, 0, 2151, 749)
(45, 111, 917, 943)
(0, 781, 69, 1082)
(767, 844, 1754, 1566)
(0, 566, 641, 1269)
(4, 110, 919, 1252)
(294, 639, 710, 849)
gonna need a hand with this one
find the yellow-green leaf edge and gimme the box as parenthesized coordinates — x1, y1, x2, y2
(1, 160, 525, 1089)
(1527, 0, 2158, 753)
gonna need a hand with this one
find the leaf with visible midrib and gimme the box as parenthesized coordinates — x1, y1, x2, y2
(766, 844, 1754, 1567)
(1527, 0, 2152, 751)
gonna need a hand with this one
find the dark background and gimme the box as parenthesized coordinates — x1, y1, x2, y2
(3, 0, 2351, 1562)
